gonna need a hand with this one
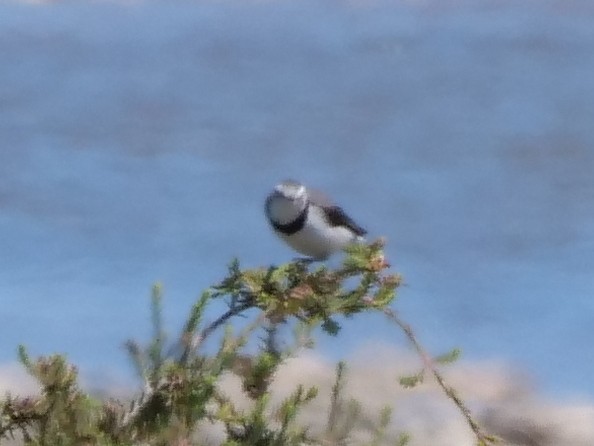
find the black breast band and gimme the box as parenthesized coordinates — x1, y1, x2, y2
(271, 205, 308, 235)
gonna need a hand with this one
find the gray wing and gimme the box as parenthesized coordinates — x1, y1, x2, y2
(307, 187, 334, 208)
(308, 188, 366, 236)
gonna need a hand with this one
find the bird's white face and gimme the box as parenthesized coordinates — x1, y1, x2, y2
(266, 181, 308, 224)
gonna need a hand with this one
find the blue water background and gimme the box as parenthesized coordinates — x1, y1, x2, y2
(1, 0, 593, 398)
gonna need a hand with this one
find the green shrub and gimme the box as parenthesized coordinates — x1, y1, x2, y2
(0, 240, 496, 445)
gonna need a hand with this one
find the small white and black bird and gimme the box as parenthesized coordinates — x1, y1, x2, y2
(265, 180, 367, 260)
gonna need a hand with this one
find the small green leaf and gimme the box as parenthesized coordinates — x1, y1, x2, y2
(435, 348, 462, 365)
(399, 372, 424, 388)
(378, 405, 392, 428)
(17, 344, 32, 371)
(305, 386, 319, 401)
(321, 318, 341, 336)
(397, 432, 412, 445)
(373, 283, 396, 307)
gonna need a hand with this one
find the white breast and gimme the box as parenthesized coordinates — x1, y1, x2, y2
(276, 205, 361, 259)
(267, 194, 304, 225)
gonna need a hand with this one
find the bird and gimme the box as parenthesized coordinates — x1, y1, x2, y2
(265, 180, 367, 260)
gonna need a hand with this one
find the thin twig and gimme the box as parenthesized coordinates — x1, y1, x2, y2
(382, 307, 493, 445)
(180, 297, 255, 364)
(325, 361, 345, 439)
(201, 299, 255, 341)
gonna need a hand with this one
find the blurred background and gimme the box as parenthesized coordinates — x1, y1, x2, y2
(1, 0, 593, 402)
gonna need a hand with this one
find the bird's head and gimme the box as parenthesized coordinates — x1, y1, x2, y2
(266, 179, 309, 224)
(274, 180, 307, 201)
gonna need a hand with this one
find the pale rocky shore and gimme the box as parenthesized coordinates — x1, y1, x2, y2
(2, 346, 593, 446)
